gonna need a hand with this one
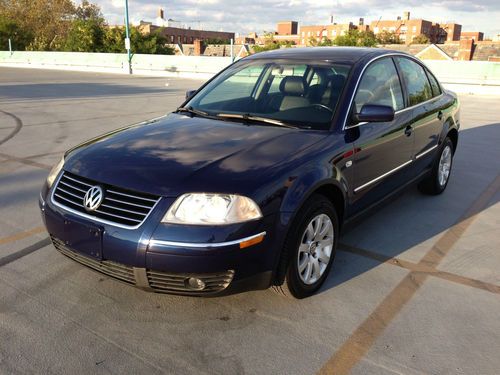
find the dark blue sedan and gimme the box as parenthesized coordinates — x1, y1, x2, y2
(39, 47, 460, 298)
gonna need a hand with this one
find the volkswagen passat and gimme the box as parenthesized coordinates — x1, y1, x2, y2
(39, 48, 459, 298)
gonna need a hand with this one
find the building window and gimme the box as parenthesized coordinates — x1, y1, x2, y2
(374, 27, 379, 33)
(170, 35, 174, 43)
(412, 26, 417, 32)
(302, 32, 305, 36)
(331, 30, 337, 36)
(316, 31, 320, 36)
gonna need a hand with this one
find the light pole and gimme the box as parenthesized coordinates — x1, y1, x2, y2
(124, 0, 132, 74)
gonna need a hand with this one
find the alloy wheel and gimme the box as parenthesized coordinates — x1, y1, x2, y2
(297, 213, 334, 285)
(438, 145, 452, 186)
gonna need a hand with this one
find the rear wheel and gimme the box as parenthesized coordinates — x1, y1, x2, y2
(273, 195, 339, 299)
(418, 137, 454, 195)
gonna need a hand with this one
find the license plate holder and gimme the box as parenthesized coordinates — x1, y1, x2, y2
(63, 219, 103, 260)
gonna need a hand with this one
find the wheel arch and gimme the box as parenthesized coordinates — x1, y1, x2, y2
(273, 179, 347, 285)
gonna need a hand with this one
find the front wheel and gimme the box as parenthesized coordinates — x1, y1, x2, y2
(418, 137, 454, 195)
(274, 195, 339, 299)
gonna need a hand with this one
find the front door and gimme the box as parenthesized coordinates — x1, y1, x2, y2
(345, 57, 414, 214)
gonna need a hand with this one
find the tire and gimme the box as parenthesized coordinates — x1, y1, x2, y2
(418, 137, 454, 195)
(273, 194, 339, 299)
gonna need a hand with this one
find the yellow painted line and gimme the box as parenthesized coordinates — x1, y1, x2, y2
(319, 174, 500, 375)
(339, 244, 500, 295)
(0, 226, 46, 246)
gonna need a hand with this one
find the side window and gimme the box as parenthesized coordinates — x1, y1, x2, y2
(396, 57, 433, 106)
(353, 58, 404, 113)
(426, 69, 442, 97)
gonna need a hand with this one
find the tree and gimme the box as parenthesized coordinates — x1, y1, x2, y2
(412, 34, 430, 44)
(63, 18, 105, 52)
(253, 32, 294, 53)
(0, 16, 32, 50)
(334, 29, 377, 47)
(104, 26, 175, 55)
(75, 0, 103, 21)
(376, 30, 401, 44)
(62, 0, 106, 52)
(0, 0, 76, 51)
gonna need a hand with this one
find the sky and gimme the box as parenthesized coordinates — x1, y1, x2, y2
(97, 0, 500, 38)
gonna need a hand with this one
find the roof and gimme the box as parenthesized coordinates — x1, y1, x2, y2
(245, 47, 409, 63)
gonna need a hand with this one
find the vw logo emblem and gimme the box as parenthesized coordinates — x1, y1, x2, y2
(83, 186, 104, 212)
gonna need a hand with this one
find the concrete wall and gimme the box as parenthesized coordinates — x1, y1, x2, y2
(424, 60, 500, 94)
(0, 51, 232, 79)
(0, 51, 499, 94)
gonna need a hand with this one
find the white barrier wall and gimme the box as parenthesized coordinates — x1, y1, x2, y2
(0, 51, 233, 79)
(0, 51, 499, 93)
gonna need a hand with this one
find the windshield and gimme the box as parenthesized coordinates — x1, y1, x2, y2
(185, 59, 351, 130)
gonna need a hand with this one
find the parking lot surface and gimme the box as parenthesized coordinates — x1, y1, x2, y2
(0, 67, 499, 374)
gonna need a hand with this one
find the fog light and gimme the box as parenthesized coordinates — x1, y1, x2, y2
(186, 277, 206, 290)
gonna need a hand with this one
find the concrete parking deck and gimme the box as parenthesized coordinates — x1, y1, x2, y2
(0, 67, 499, 374)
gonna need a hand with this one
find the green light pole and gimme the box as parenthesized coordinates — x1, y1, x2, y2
(124, 0, 132, 74)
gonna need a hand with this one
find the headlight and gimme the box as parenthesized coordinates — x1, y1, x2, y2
(162, 193, 262, 225)
(46, 156, 65, 189)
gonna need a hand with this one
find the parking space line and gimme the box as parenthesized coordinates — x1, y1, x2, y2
(0, 226, 46, 246)
(338, 244, 500, 295)
(319, 174, 500, 375)
(0, 237, 51, 267)
(0, 152, 51, 170)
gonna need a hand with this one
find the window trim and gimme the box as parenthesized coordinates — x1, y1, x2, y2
(343, 53, 444, 130)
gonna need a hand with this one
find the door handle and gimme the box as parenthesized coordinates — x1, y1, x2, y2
(404, 125, 412, 137)
(437, 111, 443, 121)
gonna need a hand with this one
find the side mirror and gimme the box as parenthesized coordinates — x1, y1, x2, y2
(353, 104, 395, 123)
(185, 90, 197, 100)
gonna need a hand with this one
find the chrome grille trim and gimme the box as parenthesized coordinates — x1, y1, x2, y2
(51, 237, 136, 284)
(147, 269, 235, 295)
(51, 172, 161, 229)
(50, 236, 234, 295)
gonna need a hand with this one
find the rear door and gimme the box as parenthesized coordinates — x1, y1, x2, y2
(346, 57, 414, 213)
(395, 57, 443, 173)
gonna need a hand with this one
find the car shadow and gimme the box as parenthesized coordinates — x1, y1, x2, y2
(318, 122, 500, 294)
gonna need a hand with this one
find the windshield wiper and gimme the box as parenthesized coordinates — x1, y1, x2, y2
(216, 113, 297, 129)
(175, 106, 210, 118)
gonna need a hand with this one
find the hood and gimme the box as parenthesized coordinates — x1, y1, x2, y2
(64, 113, 325, 197)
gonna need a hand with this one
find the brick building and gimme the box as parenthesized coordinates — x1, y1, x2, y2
(370, 12, 462, 44)
(138, 8, 234, 44)
(299, 22, 356, 45)
(277, 21, 298, 36)
(139, 23, 234, 44)
(460, 32, 484, 42)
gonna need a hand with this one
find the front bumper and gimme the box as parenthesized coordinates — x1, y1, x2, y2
(39, 187, 277, 296)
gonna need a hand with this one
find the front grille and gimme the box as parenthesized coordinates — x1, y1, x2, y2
(51, 236, 135, 284)
(51, 236, 234, 295)
(147, 269, 235, 295)
(52, 172, 160, 228)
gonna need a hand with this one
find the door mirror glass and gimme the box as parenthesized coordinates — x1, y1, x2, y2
(353, 104, 395, 123)
(185, 90, 197, 100)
